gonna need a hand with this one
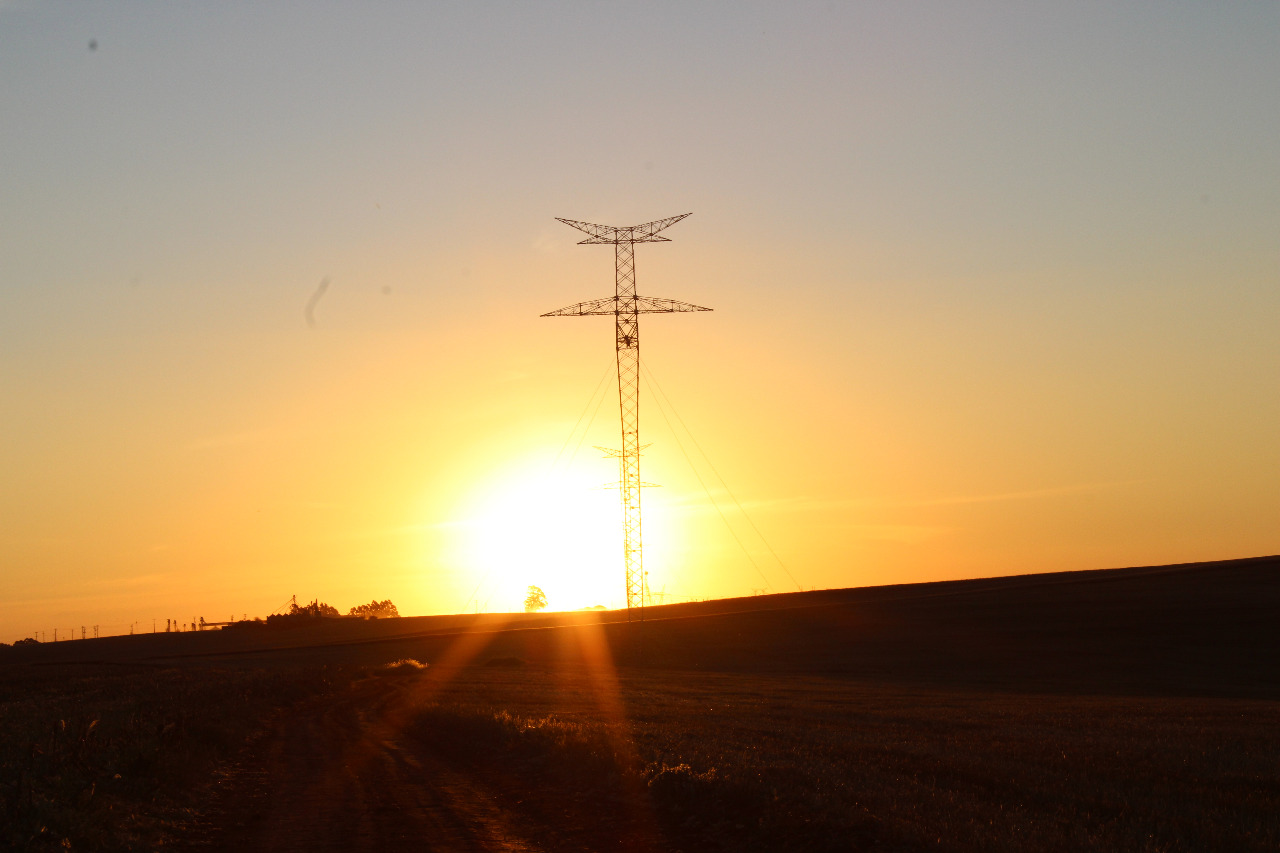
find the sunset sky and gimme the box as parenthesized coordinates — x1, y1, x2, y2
(2, 2, 1277, 641)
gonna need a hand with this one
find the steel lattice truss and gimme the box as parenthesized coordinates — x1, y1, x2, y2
(543, 213, 710, 616)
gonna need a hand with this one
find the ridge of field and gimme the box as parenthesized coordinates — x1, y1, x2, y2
(5, 555, 1278, 851)
(10, 554, 1278, 698)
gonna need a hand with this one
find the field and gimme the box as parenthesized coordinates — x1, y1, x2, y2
(3, 555, 1277, 851)
(393, 667, 1278, 852)
(0, 663, 354, 851)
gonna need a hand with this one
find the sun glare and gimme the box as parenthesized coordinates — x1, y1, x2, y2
(459, 462, 625, 612)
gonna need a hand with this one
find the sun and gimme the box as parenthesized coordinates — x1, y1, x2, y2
(458, 461, 623, 612)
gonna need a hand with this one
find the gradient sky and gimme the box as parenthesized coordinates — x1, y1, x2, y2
(2, 2, 1277, 641)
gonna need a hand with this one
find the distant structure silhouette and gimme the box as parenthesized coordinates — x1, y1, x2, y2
(543, 213, 710, 617)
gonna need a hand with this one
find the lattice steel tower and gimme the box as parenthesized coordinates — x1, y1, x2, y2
(543, 213, 710, 616)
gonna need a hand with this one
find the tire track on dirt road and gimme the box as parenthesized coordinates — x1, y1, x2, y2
(189, 676, 544, 852)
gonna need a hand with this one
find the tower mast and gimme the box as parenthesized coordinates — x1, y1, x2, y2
(543, 213, 710, 617)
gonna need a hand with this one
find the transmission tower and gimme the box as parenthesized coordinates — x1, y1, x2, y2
(543, 213, 710, 617)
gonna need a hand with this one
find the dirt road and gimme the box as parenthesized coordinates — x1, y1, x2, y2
(188, 673, 666, 853)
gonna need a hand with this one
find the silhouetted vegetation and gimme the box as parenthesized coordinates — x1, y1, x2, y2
(265, 599, 341, 627)
(524, 585, 547, 613)
(299, 599, 339, 618)
(348, 599, 399, 619)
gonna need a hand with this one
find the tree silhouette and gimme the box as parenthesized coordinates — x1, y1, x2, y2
(348, 599, 399, 619)
(524, 585, 548, 613)
(288, 599, 339, 618)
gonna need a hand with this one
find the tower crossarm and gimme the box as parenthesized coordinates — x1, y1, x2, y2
(544, 211, 706, 618)
(635, 296, 712, 314)
(594, 444, 652, 458)
(541, 296, 617, 317)
(555, 213, 692, 245)
(542, 295, 712, 317)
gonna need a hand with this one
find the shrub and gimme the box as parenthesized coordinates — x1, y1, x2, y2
(375, 659, 428, 676)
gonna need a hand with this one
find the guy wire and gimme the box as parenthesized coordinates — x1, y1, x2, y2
(552, 355, 615, 471)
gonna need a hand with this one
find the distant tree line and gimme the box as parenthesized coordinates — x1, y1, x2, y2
(3, 598, 403, 643)
(260, 598, 399, 628)
(349, 599, 399, 619)
(291, 599, 340, 618)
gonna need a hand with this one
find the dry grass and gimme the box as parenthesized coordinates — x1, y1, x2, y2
(373, 658, 429, 676)
(407, 667, 1280, 852)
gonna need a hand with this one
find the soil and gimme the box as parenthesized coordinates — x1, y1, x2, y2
(186, 674, 669, 853)
(14, 554, 1278, 850)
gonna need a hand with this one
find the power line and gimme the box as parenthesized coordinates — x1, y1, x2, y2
(641, 368, 776, 594)
(643, 357, 804, 593)
(564, 358, 615, 470)
(551, 355, 615, 471)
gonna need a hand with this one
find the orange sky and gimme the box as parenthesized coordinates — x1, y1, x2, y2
(2, 3, 1278, 641)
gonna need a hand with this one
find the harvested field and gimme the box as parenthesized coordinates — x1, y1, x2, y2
(0, 663, 354, 851)
(3, 556, 1277, 850)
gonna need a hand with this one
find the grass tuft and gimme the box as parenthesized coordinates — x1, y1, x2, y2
(374, 658, 429, 676)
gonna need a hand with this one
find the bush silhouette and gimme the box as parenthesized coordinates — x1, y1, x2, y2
(349, 599, 399, 619)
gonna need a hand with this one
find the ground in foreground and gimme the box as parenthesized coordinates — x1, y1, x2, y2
(187, 664, 1277, 852)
